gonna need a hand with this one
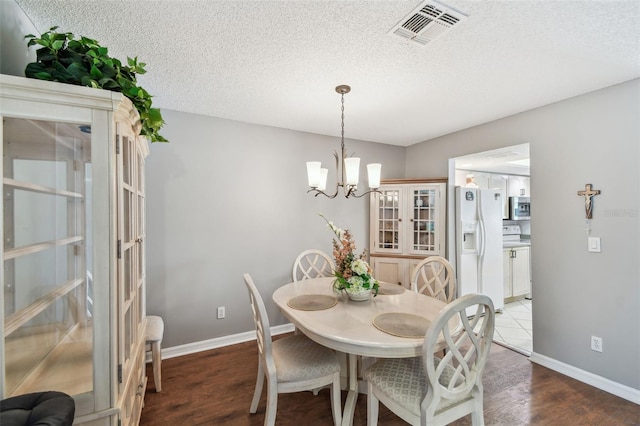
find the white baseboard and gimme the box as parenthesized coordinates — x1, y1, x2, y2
(154, 323, 295, 361)
(529, 351, 640, 405)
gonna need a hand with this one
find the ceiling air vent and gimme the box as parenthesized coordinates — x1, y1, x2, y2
(389, 0, 468, 46)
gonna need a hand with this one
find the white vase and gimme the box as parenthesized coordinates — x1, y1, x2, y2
(347, 289, 372, 302)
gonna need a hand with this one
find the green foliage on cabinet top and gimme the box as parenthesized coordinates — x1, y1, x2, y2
(24, 26, 167, 143)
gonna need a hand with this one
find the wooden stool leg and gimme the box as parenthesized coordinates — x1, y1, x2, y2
(151, 340, 162, 392)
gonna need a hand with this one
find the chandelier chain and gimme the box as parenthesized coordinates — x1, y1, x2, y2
(340, 91, 345, 151)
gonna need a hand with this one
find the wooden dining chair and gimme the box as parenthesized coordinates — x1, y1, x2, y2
(365, 294, 495, 426)
(410, 256, 457, 302)
(242, 273, 342, 426)
(292, 249, 335, 281)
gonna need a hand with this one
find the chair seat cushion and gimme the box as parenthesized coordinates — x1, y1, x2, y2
(0, 391, 75, 426)
(145, 316, 164, 342)
(366, 357, 426, 416)
(273, 335, 340, 382)
(366, 356, 464, 416)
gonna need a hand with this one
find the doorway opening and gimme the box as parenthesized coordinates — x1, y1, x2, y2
(447, 143, 532, 355)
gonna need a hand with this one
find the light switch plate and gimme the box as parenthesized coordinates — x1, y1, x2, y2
(588, 237, 601, 252)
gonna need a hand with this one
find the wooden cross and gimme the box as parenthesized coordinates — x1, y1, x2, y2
(577, 184, 601, 219)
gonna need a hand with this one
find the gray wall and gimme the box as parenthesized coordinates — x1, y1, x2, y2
(406, 80, 640, 390)
(0, 0, 36, 75)
(145, 110, 405, 347)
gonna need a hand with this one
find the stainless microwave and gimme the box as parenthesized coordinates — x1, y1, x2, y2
(509, 196, 530, 220)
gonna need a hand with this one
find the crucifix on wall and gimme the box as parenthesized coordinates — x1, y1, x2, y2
(577, 183, 601, 219)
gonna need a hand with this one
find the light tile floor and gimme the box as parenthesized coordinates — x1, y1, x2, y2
(494, 299, 532, 355)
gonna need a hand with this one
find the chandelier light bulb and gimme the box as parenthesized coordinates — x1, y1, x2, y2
(344, 157, 360, 186)
(367, 163, 381, 189)
(318, 168, 328, 191)
(306, 161, 322, 188)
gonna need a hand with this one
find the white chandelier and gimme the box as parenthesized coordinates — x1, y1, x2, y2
(306, 85, 381, 198)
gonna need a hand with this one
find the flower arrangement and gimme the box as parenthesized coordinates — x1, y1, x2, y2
(320, 213, 379, 296)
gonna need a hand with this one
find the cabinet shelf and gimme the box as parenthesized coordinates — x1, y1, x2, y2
(3, 236, 84, 260)
(4, 277, 84, 336)
(7, 323, 93, 397)
(4, 177, 84, 198)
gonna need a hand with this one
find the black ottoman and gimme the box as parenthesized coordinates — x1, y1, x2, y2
(0, 391, 75, 426)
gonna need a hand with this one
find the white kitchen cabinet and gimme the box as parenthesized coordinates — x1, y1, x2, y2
(369, 179, 446, 289)
(503, 253, 512, 298)
(490, 174, 509, 218)
(455, 171, 518, 218)
(507, 175, 530, 197)
(503, 246, 531, 301)
(1, 75, 149, 425)
(470, 172, 491, 189)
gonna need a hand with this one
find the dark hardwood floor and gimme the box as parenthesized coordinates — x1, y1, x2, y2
(140, 337, 639, 425)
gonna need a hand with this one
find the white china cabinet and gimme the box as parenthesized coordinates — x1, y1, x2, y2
(369, 179, 446, 288)
(0, 75, 149, 425)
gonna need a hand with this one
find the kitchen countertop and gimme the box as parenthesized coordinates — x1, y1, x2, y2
(503, 240, 531, 248)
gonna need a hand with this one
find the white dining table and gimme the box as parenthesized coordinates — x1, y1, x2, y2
(272, 277, 454, 426)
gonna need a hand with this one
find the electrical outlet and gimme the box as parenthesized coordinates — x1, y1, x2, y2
(591, 336, 602, 352)
(217, 306, 225, 319)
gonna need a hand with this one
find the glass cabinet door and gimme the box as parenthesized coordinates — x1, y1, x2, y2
(409, 185, 441, 255)
(116, 126, 147, 425)
(372, 187, 403, 254)
(117, 129, 144, 394)
(2, 117, 94, 397)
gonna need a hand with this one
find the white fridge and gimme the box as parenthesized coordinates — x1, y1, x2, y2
(455, 187, 504, 312)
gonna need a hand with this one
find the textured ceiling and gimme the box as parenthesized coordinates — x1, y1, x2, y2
(14, 0, 640, 147)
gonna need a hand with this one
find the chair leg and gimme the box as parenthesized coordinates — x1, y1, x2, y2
(471, 409, 484, 426)
(367, 382, 379, 426)
(264, 379, 278, 426)
(151, 341, 162, 392)
(330, 372, 342, 426)
(250, 363, 264, 413)
(471, 391, 484, 425)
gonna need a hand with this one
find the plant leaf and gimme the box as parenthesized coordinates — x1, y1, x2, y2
(90, 65, 103, 79)
(146, 108, 164, 127)
(52, 40, 65, 51)
(67, 62, 88, 79)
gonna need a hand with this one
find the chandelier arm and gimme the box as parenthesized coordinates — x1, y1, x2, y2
(307, 188, 340, 199)
(348, 188, 382, 199)
(344, 185, 356, 198)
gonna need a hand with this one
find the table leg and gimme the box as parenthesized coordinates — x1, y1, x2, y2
(341, 353, 357, 426)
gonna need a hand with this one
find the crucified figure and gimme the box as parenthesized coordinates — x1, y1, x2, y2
(577, 184, 601, 219)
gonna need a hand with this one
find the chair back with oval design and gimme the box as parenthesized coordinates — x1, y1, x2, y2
(292, 249, 335, 282)
(410, 256, 456, 302)
(365, 293, 494, 426)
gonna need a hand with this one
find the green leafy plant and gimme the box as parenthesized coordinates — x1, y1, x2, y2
(24, 26, 167, 142)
